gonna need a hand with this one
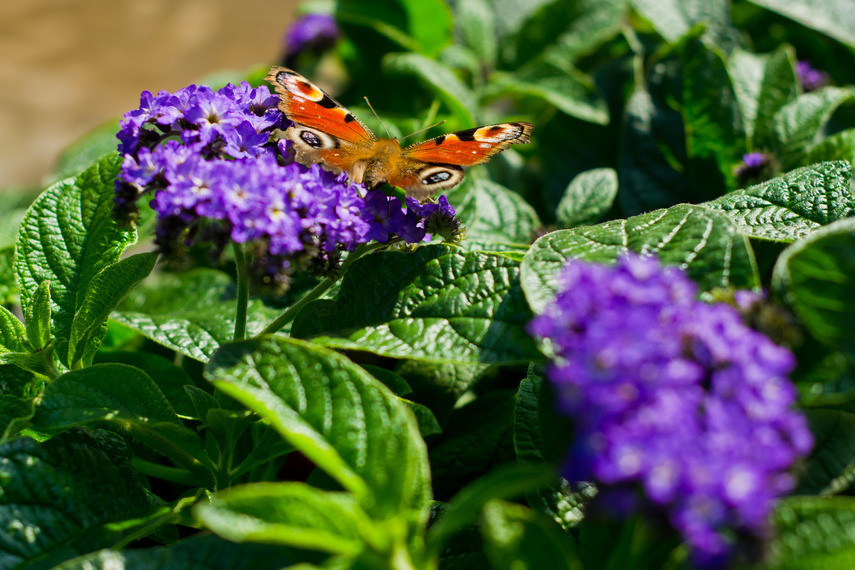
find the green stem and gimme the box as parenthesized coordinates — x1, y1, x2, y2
(257, 241, 391, 336)
(233, 242, 250, 341)
(132, 457, 199, 486)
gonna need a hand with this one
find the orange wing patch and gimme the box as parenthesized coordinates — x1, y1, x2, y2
(265, 67, 376, 145)
(403, 122, 533, 166)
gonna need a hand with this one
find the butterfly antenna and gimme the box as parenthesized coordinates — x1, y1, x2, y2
(364, 97, 393, 139)
(400, 120, 447, 141)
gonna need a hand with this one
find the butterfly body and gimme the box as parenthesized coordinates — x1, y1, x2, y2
(266, 66, 533, 200)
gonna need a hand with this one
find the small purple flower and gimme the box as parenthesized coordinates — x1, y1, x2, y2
(529, 255, 813, 567)
(796, 61, 830, 92)
(733, 151, 774, 183)
(284, 14, 341, 58)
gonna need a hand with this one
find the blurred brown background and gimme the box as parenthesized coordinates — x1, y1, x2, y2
(0, 0, 301, 192)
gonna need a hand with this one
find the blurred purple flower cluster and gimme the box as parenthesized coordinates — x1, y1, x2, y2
(796, 61, 830, 92)
(529, 255, 813, 567)
(283, 13, 341, 62)
(733, 151, 774, 183)
(114, 81, 455, 290)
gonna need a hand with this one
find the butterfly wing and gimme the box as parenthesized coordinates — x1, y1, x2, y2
(389, 122, 533, 199)
(265, 66, 377, 176)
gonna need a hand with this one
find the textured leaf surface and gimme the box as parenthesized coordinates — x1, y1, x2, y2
(205, 336, 431, 520)
(0, 307, 27, 354)
(706, 161, 855, 242)
(555, 168, 618, 228)
(749, 0, 855, 48)
(14, 153, 136, 365)
(521, 204, 758, 313)
(631, 0, 739, 50)
(798, 408, 855, 495)
(0, 428, 155, 569)
(293, 245, 539, 364)
(195, 482, 367, 555)
(773, 218, 855, 359)
(773, 87, 854, 169)
(113, 269, 280, 362)
(451, 179, 541, 250)
(770, 496, 855, 568)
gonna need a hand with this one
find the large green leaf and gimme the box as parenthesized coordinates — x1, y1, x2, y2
(14, 153, 136, 365)
(195, 482, 368, 555)
(450, 178, 541, 251)
(727, 46, 798, 150)
(773, 87, 854, 169)
(631, 0, 739, 51)
(53, 533, 308, 570)
(769, 496, 855, 568)
(112, 268, 281, 362)
(205, 336, 431, 521)
(748, 0, 855, 49)
(68, 252, 158, 368)
(31, 363, 213, 482)
(521, 204, 758, 313)
(680, 37, 744, 195)
(705, 161, 855, 242)
(383, 53, 477, 124)
(773, 218, 855, 359)
(555, 168, 618, 228)
(0, 428, 156, 569)
(481, 500, 580, 570)
(455, 0, 498, 66)
(292, 245, 540, 364)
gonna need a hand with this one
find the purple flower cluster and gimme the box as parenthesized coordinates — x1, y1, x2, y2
(733, 151, 774, 183)
(283, 14, 341, 65)
(115, 81, 458, 291)
(529, 255, 813, 567)
(796, 61, 830, 92)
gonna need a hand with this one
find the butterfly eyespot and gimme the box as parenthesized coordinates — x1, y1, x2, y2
(422, 171, 452, 184)
(300, 131, 323, 148)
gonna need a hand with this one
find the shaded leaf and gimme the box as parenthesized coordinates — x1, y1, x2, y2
(450, 178, 541, 251)
(774, 87, 854, 169)
(383, 53, 477, 123)
(555, 168, 618, 228)
(749, 0, 855, 49)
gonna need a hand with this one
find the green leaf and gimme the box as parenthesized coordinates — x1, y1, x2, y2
(31, 363, 213, 482)
(680, 37, 744, 195)
(773, 218, 855, 359)
(631, 0, 739, 51)
(14, 153, 136, 365)
(769, 496, 855, 568)
(748, 0, 855, 49)
(112, 268, 280, 362)
(0, 247, 16, 305)
(403, 399, 443, 438)
(450, 179, 541, 251)
(521, 204, 758, 313)
(396, 0, 454, 56)
(705, 161, 855, 242)
(48, 123, 121, 185)
(383, 52, 478, 124)
(727, 46, 798, 150)
(52, 533, 308, 570)
(0, 363, 42, 399)
(555, 168, 618, 228)
(489, 62, 608, 125)
(67, 252, 158, 368)
(0, 306, 27, 354)
(426, 463, 557, 558)
(195, 482, 368, 555)
(455, 0, 498, 66)
(804, 128, 855, 165)
(0, 428, 156, 569)
(336, 0, 452, 56)
(798, 408, 855, 495)
(430, 390, 517, 500)
(481, 500, 580, 570)
(24, 280, 51, 350)
(205, 336, 432, 520)
(292, 245, 540, 365)
(774, 87, 854, 169)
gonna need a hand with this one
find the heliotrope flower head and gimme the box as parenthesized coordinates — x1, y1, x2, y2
(796, 61, 830, 92)
(283, 13, 341, 63)
(528, 254, 813, 568)
(114, 80, 460, 292)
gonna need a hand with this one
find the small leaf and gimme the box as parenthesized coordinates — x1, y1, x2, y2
(23, 280, 51, 350)
(773, 218, 855, 359)
(195, 482, 368, 555)
(804, 128, 855, 165)
(773, 87, 854, 169)
(293, 245, 540, 365)
(112, 269, 280, 362)
(455, 0, 498, 66)
(555, 168, 618, 228)
(0, 428, 156, 568)
(481, 500, 580, 570)
(748, 0, 855, 49)
(727, 46, 798, 150)
(770, 496, 855, 568)
(205, 336, 432, 520)
(521, 204, 758, 313)
(0, 306, 27, 355)
(68, 252, 158, 367)
(450, 178, 541, 251)
(31, 363, 213, 482)
(396, 0, 454, 56)
(383, 52, 478, 124)
(0, 247, 16, 306)
(14, 153, 136, 365)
